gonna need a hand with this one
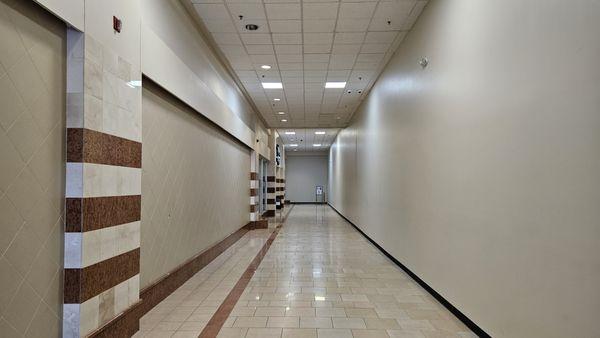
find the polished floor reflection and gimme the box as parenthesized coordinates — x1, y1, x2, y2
(137, 205, 475, 338)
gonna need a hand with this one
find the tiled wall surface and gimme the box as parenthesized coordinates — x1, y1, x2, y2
(0, 0, 65, 336)
(64, 29, 142, 337)
(140, 83, 250, 290)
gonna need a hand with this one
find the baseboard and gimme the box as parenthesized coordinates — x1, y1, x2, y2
(327, 203, 491, 338)
(262, 210, 275, 217)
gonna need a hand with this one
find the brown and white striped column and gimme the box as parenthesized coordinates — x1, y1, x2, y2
(64, 29, 142, 337)
(250, 171, 258, 224)
(266, 175, 276, 217)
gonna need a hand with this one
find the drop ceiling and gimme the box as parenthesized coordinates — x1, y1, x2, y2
(189, 0, 428, 129)
(277, 128, 340, 152)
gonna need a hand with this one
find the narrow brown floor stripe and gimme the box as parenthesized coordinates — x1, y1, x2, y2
(199, 205, 294, 338)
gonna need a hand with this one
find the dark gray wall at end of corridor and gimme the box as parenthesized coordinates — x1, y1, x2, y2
(285, 154, 328, 203)
(328, 0, 600, 337)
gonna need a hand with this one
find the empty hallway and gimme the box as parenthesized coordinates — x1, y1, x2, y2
(1, 0, 599, 337)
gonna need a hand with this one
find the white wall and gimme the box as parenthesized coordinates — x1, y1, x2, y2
(329, 1, 600, 337)
(286, 154, 328, 203)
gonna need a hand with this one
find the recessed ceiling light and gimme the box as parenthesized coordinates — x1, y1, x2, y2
(281, 119, 287, 122)
(261, 65, 271, 70)
(325, 82, 346, 88)
(289, 144, 298, 147)
(313, 144, 321, 147)
(273, 98, 281, 101)
(245, 24, 259, 31)
(278, 112, 285, 115)
(315, 131, 326, 135)
(262, 82, 282, 89)
(285, 131, 295, 135)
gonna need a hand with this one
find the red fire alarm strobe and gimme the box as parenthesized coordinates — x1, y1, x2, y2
(113, 16, 122, 33)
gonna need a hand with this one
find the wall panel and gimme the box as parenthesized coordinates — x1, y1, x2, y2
(329, 1, 600, 337)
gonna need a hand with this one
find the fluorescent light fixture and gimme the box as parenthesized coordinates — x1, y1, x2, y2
(278, 112, 285, 115)
(126, 80, 142, 88)
(281, 119, 287, 122)
(313, 144, 321, 147)
(315, 131, 326, 135)
(273, 98, 281, 101)
(289, 144, 298, 147)
(261, 65, 271, 70)
(314, 296, 325, 301)
(285, 131, 295, 135)
(325, 81, 346, 88)
(262, 82, 282, 89)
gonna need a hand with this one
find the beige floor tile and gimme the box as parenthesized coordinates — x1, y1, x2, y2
(282, 328, 318, 338)
(345, 308, 378, 318)
(300, 317, 333, 328)
(387, 330, 426, 338)
(316, 328, 353, 338)
(172, 331, 201, 338)
(352, 329, 391, 338)
(268, 316, 300, 328)
(286, 307, 316, 317)
(365, 318, 401, 329)
(255, 307, 286, 316)
(233, 316, 268, 328)
(315, 308, 346, 317)
(216, 327, 248, 338)
(246, 327, 283, 338)
(332, 317, 366, 329)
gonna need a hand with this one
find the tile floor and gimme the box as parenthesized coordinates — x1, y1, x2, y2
(136, 205, 476, 338)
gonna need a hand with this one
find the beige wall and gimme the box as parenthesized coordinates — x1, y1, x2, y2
(140, 82, 250, 289)
(140, 0, 256, 148)
(0, 0, 65, 336)
(286, 154, 328, 203)
(329, 0, 600, 337)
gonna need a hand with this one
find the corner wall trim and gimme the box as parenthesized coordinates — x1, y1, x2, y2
(327, 203, 491, 338)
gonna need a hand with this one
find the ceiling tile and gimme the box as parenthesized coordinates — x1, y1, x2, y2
(245, 44, 275, 54)
(194, 4, 230, 20)
(269, 20, 301, 33)
(303, 54, 330, 63)
(240, 33, 272, 44)
(213, 33, 243, 45)
(338, 2, 376, 19)
(303, 44, 332, 53)
(365, 31, 398, 44)
(332, 44, 361, 55)
(265, 3, 301, 20)
(227, 3, 266, 19)
(303, 19, 336, 33)
(202, 19, 237, 33)
(275, 44, 303, 54)
(303, 33, 334, 45)
(272, 33, 302, 44)
(333, 32, 365, 44)
(336, 19, 370, 32)
(360, 43, 391, 53)
(302, 3, 339, 19)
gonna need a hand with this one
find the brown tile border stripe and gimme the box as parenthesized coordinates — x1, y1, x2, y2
(267, 176, 275, 182)
(67, 128, 142, 168)
(136, 222, 254, 319)
(250, 172, 258, 180)
(199, 205, 294, 338)
(66, 195, 141, 232)
(267, 187, 275, 193)
(64, 248, 140, 303)
(250, 188, 257, 196)
(250, 204, 257, 213)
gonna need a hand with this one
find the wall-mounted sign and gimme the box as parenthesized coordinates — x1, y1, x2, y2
(316, 186, 323, 195)
(113, 16, 122, 33)
(275, 144, 281, 166)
